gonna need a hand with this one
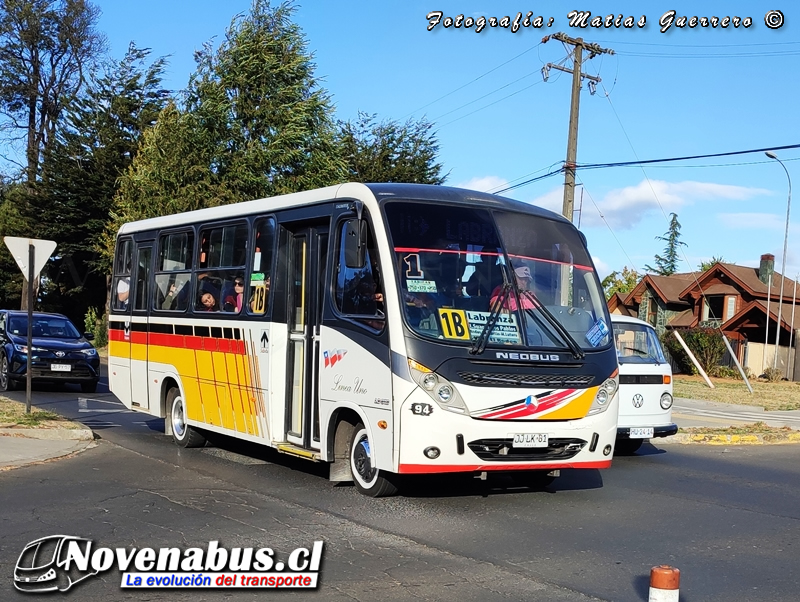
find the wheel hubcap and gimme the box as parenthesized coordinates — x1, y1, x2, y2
(0, 358, 7, 388)
(172, 398, 186, 438)
(353, 435, 375, 482)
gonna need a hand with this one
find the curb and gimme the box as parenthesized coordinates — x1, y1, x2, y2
(0, 427, 94, 441)
(659, 432, 800, 445)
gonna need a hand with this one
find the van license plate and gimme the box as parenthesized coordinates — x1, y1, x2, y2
(50, 364, 71, 372)
(511, 433, 548, 448)
(629, 427, 653, 438)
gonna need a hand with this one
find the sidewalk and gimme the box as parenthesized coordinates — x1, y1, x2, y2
(661, 397, 800, 445)
(0, 426, 95, 471)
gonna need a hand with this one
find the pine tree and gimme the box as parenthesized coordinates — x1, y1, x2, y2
(645, 213, 687, 276)
(337, 112, 447, 184)
(106, 0, 347, 263)
(35, 44, 171, 319)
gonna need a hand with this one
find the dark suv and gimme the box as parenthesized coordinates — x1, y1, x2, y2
(0, 311, 100, 393)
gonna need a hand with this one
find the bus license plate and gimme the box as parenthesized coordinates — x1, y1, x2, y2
(629, 427, 653, 439)
(50, 364, 71, 372)
(511, 433, 548, 448)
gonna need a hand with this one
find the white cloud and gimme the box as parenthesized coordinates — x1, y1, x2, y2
(454, 175, 508, 193)
(592, 256, 610, 280)
(718, 212, 800, 234)
(526, 187, 563, 214)
(577, 180, 769, 230)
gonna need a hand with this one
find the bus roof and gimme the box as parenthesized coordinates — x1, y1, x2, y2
(117, 182, 571, 235)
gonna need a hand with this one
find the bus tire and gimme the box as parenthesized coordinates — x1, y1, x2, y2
(615, 438, 643, 455)
(349, 423, 398, 497)
(168, 387, 206, 448)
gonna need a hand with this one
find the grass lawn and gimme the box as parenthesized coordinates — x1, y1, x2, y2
(0, 396, 80, 428)
(673, 375, 800, 411)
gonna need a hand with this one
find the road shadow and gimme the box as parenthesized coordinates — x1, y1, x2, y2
(198, 431, 605, 498)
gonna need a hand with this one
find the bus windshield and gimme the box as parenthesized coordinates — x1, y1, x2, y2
(384, 201, 610, 351)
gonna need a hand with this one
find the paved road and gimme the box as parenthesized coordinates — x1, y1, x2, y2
(4, 373, 800, 600)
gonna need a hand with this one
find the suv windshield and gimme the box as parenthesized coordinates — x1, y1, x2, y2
(613, 321, 667, 364)
(8, 316, 82, 339)
(384, 201, 611, 351)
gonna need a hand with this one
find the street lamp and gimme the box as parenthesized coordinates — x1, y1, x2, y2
(765, 151, 792, 371)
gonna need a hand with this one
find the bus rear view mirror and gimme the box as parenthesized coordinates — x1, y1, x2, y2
(344, 219, 367, 269)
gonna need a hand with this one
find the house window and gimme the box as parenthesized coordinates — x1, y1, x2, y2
(704, 296, 725, 321)
(725, 296, 737, 321)
(647, 296, 658, 327)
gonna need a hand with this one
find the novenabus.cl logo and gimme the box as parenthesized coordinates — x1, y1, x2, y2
(14, 535, 97, 593)
(14, 536, 325, 593)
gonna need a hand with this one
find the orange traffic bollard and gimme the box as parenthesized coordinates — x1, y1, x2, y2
(648, 565, 680, 602)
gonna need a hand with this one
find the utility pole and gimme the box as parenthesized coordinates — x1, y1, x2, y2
(542, 33, 614, 222)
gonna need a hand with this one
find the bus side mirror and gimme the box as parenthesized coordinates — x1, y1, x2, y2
(344, 220, 367, 269)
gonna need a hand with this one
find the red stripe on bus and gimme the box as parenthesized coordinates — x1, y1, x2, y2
(108, 328, 246, 355)
(392, 247, 593, 271)
(398, 460, 612, 474)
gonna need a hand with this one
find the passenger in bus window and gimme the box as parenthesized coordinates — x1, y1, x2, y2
(115, 277, 130, 309)
(490, 266, 536, 311)
(161, 283, 177, 310)
(223, 277, 245, 312)
(198, 291, 219, 312)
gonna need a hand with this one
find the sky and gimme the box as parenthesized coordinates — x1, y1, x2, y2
(90, 1, 800, 283)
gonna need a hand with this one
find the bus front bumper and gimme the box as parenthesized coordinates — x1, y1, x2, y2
(397, 391, 618, 474)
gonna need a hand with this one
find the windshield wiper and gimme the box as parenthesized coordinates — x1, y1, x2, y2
(469, 282, 511, 355)
(518, 289, 585, 359)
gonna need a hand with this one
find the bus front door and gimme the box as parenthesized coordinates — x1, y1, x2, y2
(129, 243, 152, 410)
(285, 225, 328, 450)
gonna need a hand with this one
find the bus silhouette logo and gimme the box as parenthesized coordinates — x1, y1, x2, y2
(14, 535, 97, 593)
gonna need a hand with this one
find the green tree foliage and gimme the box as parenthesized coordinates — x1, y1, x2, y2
(0, 0, 105, 183)
(337, 112, 446, 184)
(661, 327, 726, 375)
(645, 213, 687, 276)
(0, 182, 29, 308)
(106, 0, 347, 261)
(698, 256, 727, 272)
(601, 266, 640, 300)
(33, 44, 171, 321)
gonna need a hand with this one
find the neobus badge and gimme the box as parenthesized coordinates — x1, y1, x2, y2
(495, 352, 561, 362)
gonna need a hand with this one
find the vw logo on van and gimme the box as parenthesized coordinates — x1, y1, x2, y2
(632, 394, 644, 408)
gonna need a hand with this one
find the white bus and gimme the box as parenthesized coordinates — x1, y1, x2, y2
(109, 183, 619, 496)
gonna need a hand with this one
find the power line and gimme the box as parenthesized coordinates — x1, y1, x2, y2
(402, 42, 542, 120)
(576, 143, 800, 171)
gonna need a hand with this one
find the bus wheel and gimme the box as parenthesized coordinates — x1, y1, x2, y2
(615, 438, 643, 455)
(349, 423, 397, 497)
(168, 387, 205, 448)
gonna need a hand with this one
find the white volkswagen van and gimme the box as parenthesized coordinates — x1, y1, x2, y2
(611, 315, 677, 454)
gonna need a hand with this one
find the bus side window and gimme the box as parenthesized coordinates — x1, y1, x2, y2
(112, 239, 133, 312)
(154, 231, 193, 312)
(249, 217, 276, 315)
(335, 218, 384, 327)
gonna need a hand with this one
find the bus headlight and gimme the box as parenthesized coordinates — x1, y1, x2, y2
(588, 377, 618, 416)
(408, 359, 469, 415)
(660, 392, 673, 410)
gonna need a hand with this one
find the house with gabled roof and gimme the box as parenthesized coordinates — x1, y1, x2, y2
(609, 254, 800, 379)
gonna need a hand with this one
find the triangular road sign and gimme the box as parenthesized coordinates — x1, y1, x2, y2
(3, 237, 57, 279)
